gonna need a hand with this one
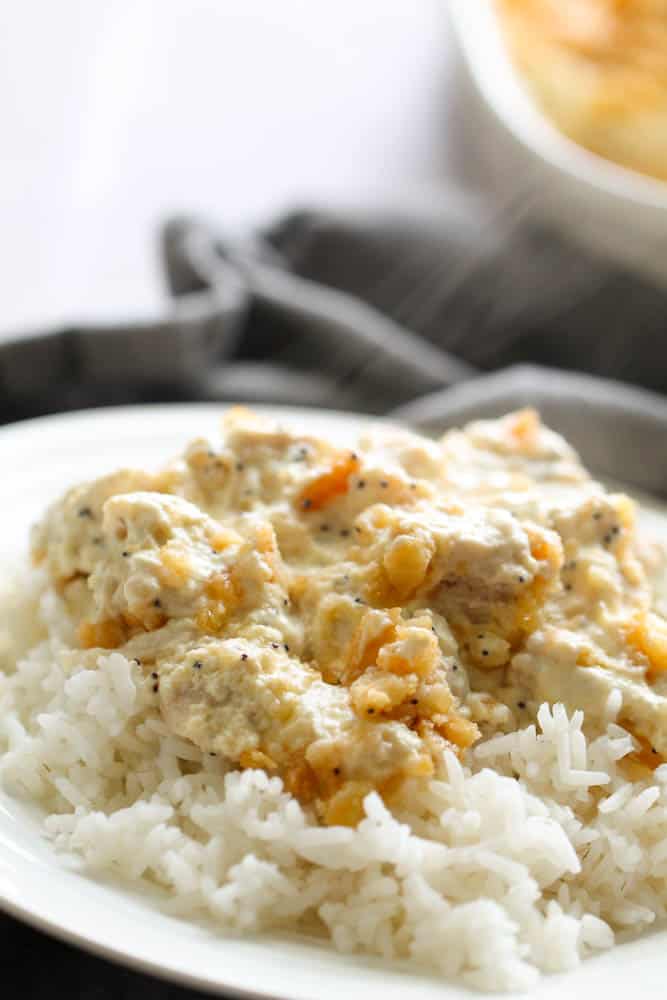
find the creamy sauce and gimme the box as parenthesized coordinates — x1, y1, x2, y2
(31, 407, 667, 821)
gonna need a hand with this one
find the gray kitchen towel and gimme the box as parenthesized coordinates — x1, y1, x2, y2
(2, 193, 667, 492)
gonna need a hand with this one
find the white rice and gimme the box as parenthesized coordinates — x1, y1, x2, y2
(2, 574, 667, 992)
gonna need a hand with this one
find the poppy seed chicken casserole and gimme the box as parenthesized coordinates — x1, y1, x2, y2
(4, 407, 667, 990)
(28, 408, 667, 808)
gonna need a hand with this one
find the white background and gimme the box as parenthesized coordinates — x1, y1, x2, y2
(0, 1, 457, 337)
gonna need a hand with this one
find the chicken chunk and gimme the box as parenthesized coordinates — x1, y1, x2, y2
(158, 636, 433, 822)
(31, 469, 159, 582)
(352, 502, 562, 655)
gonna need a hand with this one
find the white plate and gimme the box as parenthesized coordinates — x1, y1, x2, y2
(2, 402, 667, 1000)
(448, 0, 667, 288)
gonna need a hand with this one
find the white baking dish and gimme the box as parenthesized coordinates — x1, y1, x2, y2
(448, 0, 667, 287)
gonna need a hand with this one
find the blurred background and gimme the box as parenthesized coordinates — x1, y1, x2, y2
(3, 0, 456, 335)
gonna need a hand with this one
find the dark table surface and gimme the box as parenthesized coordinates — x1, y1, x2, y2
(4, 912, 214, 1000)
